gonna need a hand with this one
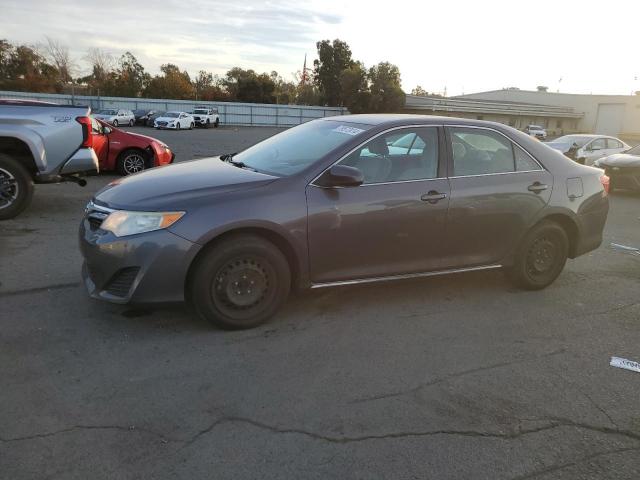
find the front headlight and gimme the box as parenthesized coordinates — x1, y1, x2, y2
(101, 210, 185, 237)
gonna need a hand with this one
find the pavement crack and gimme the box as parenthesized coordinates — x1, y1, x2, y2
(350, 348, 566, 404)
(0, 425, 177, 443)
(511, 445, 640, 480)
(0, 282, 80, 298)
(181, 414, 640, 449)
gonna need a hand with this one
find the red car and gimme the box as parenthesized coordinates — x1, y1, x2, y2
(91, 118, 174, 175)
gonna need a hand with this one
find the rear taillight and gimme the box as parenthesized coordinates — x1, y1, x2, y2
(600, 174, 610, 195)
(76, 116, 93, 148)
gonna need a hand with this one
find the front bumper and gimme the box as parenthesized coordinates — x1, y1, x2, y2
(79, 212, 201, 304)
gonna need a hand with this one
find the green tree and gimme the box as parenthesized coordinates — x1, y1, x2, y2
(411, 85, 428, 96)
(313, 39, 354, 106)
(368, 62, 405, 113)
(339, 62, 370, 113)
(144, 63, 194, 99)
(224, 68, 276, 103)
(112, 52, 149, 97)
(0, 40, 59, 92)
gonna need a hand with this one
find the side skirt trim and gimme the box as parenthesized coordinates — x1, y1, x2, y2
(310, 264, 503, 289)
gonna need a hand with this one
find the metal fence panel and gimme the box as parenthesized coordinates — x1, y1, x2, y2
(0, 90, 348, 126)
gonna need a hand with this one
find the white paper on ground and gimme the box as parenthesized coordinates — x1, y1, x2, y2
(610, 356, 640, 373)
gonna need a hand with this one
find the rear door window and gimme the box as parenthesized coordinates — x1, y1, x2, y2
(449, 127, 540, 176)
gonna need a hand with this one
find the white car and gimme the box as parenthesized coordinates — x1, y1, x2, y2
(93, 109, 135, 127)
(192, 106, 220, 128)
(525, 125, 547, 140)
(154, 111, 195, 130)
(545, 134, 630, 166)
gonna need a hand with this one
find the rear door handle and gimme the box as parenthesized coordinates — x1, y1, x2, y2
(527, 182, 548, 193)
(421, 191, 447, 203)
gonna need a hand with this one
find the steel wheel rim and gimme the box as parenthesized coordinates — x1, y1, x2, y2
(526, 237, 557, 276)
(0, 167, 19, 210)
(212, 257, 271, 312)
(123, 154, 145, 174)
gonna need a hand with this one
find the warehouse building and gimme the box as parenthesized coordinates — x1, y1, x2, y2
(405, 89, 640, 139)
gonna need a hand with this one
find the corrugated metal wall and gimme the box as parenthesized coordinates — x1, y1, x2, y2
(0, 90, 348, 126)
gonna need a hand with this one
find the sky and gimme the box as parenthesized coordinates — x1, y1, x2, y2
(2, 0, 639, 96)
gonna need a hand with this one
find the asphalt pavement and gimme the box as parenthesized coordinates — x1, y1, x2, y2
(1, 126, 640, 479)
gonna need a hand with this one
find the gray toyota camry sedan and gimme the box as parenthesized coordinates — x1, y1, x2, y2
(80, 115, 610, 329)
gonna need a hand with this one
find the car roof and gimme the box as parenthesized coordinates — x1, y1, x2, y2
(321, 113, 516, 130)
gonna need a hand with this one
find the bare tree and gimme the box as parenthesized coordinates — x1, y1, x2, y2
(44, 36, 75, 83)
(85, 47, 114, 77)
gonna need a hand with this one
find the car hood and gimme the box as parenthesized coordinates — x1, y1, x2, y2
(94, 157, 278, 210)
(154, 116, 178, 122)
(598, 153, 640, 168)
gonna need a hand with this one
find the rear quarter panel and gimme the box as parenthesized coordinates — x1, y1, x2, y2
(0, 104, 87, 173)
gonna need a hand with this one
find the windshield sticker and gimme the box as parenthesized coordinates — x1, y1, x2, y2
(333, 125, 365, 136)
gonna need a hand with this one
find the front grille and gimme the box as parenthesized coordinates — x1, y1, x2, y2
(194, 116, 201, 121)
(157, 121, 168, 126)
(105, 267, 140, 297)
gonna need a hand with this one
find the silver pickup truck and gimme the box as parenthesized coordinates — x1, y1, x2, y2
(0, 99, 99, 220)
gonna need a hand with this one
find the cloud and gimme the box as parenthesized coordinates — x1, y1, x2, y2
(0, 0, 343, 79)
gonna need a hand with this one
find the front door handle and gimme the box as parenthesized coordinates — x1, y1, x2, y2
(421, 191, 447, 203)
(528, 182, 548, 193)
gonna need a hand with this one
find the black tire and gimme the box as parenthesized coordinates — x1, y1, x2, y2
(190, 235, 291, 329)
(505, 220, 569, 290)
(0, 153, 34, 220)
(214, 118, 220, 128)
(116, 149, 147, 176)
(176, 123, 180, 131)
(129, 119, 134, 127)
(189, 122, 194, 130)
(205, 119, 210, 129)
(113, 119, 119, 127)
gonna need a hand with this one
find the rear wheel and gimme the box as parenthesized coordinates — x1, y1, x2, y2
(190, 235, 291, 329)
(117, 149, 147, 176)
(0, 153, 34, 220)
(113, 119, 119, 127)
(505, 220, 568, 290)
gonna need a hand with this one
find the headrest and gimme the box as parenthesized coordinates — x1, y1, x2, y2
(368, 137, 389, 156)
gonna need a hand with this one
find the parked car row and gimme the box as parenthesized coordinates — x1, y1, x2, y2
(97, 106, 220, 130)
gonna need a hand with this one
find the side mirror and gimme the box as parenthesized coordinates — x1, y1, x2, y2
(319, 165, 364, 187)
(103, 126, 112, 134)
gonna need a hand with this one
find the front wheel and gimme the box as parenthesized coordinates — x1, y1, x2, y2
(113, 119, 119, 127)
(190, 235, 291, 329)
(505, 220, 568, 290)
(117, 149, 147, 176)
(176, 123, 180, 130)
(129, 119, 134, 127)
(214, 118, 219, 128)
(0, 153, 34, 220)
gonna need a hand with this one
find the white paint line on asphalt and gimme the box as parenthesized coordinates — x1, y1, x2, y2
(610, 356, 640, 374)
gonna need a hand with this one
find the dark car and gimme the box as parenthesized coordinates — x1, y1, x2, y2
(145, 111, 166, 127)
(79, 115, 610, 329)
(132, 109, 156, 126)
(596, 144, 640, 192)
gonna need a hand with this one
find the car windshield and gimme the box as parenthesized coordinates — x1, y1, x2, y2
(553, 135, 592, 147)
(529, 125, 542, 130)
(133, 109, 146, 115)
(233, 120, 373, 176)
(99, 109, 116, 115)
(193, 109, 208, 114)
(164, 112, 180, 118)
